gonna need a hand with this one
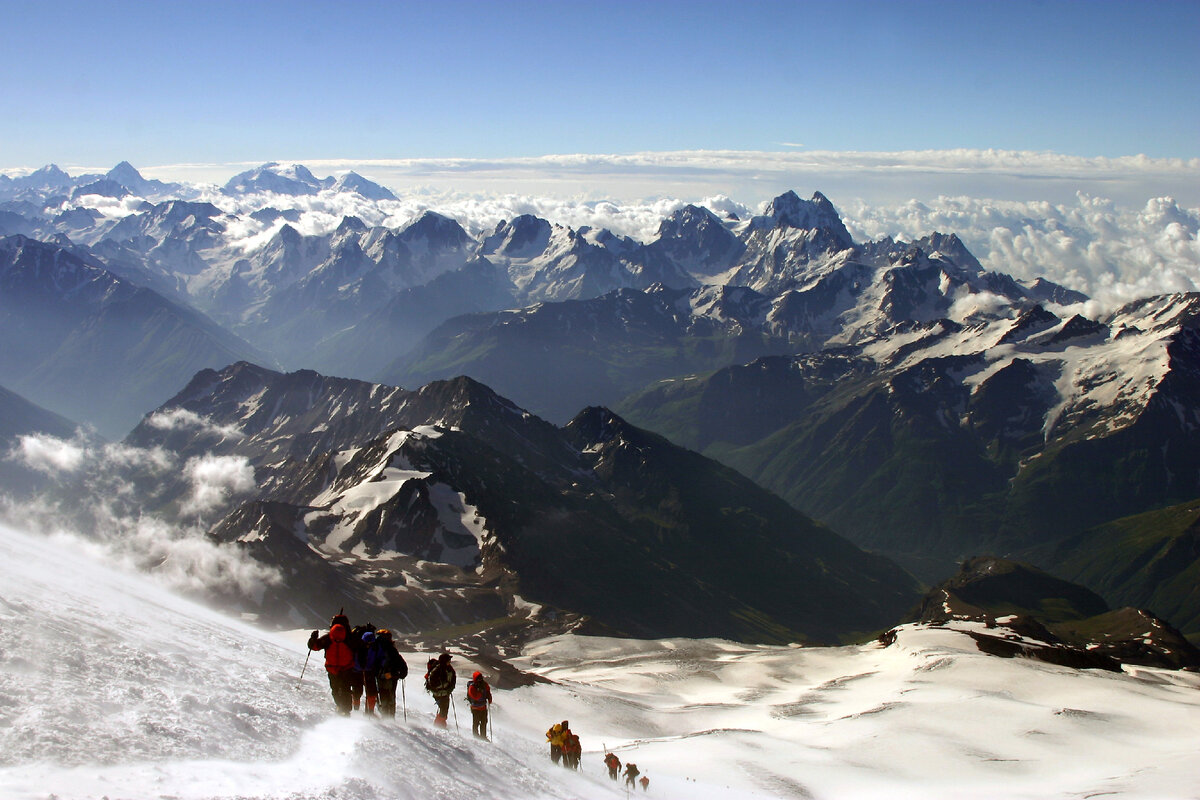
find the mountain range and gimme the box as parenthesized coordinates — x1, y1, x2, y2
(4, 161, 1200, 648)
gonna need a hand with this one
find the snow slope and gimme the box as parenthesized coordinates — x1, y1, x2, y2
(2, 520, 1199, 800)
(0, 522, 614, 800)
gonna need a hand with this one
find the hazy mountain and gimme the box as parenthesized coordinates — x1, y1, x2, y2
(384, 283, 795, 422)
(617, 294, 1200, 638)
(104, 160, 179, 197)
(232, 212, 478, 366)
(222, 162, 395, 200)
(0, 236, 269, 437)
(308, 257, 518, 379)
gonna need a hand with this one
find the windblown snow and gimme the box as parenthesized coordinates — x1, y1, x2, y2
(1, 521, 1198, 800)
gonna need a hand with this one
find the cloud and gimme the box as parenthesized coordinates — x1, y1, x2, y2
(146, 408, 245, 441)
(139, 148, 1200, 210)
(181, 454, 256, 517)
(841, 194, 1200, 312)
(1, 433, 277, 601)
(11, 433, 88, 476)
(949, 290, 1011, 322)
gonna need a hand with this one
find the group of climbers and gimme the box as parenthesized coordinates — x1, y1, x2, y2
(545, 722, 649, 789)
(603, 750, 649, 791)
(309, 612, 648, 789)
(307, 612, 409, 717)
(545, 720, 581, 768)
(308, 613, 494, 738)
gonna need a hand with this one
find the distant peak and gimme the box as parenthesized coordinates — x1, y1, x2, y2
(336, 215, 368, 234)
(755, 189, 854, 247)
(107, 160, 143, 179)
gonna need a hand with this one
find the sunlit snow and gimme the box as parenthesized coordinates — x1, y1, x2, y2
(2, 521, 1199, 799)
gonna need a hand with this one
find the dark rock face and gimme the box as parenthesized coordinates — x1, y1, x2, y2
(126, 363, 921, 644)
(905, 556, 1200, 671)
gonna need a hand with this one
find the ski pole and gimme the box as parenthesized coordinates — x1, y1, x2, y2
(401, 679, 407, 721)
(297, 649, 312, 688)
(451, 695, 460, 732)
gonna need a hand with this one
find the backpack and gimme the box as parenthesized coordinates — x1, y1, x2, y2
(427, 663, 454, 695)
(324, 624, 355, 673)
(350, 623, 376, 645)
(467, 679, 490, 708)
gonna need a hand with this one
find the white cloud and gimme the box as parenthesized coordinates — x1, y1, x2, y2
(948, 290, 1011, 322)
(146, 408, 245, 441)
(181, 454, 256, 517)
(138, 148, 1200, 210)
(0, 434, 276, 601)
(841, 194, 1200, 312)
(10, 433, 88, 476)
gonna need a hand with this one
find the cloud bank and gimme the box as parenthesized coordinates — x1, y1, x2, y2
(842, 194, 1200, 309)
(3, 426, 277, 601)
(130, 148, 1199, 209)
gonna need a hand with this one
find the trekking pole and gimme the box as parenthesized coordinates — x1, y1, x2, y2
(401, 679, 407, 722)
(451, 696, 460, 732)
(296, 649, 312, 689)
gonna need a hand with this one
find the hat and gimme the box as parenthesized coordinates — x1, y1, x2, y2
(438, 652, 452, 663)
(472, 671, 483, 680)
(361, 631, 376, 644)
(375, 628, 391, 638)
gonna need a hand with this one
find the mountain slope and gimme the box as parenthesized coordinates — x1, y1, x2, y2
(124, 363, 920, 643)
(1051, 499, 1200, 640)
(0, 383, 77, 495)
(6, 518, 1200, 800)
(908, 555, 1200, 670)
(0, 236, 270, 437)
(384, 285, 795, 423)
(618, 294, 1200, 601)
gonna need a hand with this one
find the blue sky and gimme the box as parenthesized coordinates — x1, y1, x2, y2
(1, 0, 1197, 205)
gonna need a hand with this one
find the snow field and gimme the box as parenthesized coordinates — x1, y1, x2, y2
(1, 520, 1199, 799)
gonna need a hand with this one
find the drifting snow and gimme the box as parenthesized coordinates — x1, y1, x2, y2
(1, 520, 1199, 799)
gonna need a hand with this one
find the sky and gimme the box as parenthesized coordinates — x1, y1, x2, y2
(1, 0, 1197, 208)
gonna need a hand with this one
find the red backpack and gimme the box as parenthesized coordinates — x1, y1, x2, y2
(324, 623, 354, 672)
